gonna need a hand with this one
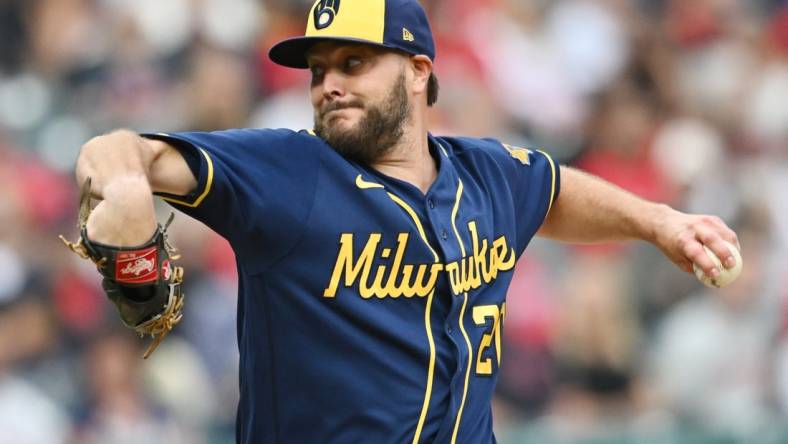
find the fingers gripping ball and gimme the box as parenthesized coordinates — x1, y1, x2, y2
(59, 178, 185, 359)
(693, 240, 743, 288)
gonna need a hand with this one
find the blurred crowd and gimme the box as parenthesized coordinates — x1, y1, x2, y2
(1, 0, 788, 443)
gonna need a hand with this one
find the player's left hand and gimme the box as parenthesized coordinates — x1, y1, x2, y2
(59, 178, 186, 359)
(651, 206, 740, 278)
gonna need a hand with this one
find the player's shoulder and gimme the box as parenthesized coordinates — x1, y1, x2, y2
(158, 127, 326, 159)
(195, 127, 321, 147)
(434, 134, 540, 168)
(434, 135, 503, 154)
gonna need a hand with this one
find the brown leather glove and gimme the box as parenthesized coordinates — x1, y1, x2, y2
(60, 178, 185, 359)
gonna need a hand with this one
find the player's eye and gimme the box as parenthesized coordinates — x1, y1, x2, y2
(309, 65, 325, 82)
(344, 57, 363, 72)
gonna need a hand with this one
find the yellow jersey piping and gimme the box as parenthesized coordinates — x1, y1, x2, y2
(385, 192, 439, 444)
(451, 293, 473, 444)
(437, 142, 449, 158)
(537, 150, 557, 216)
(450, 181, 466, 258)
(449, 179, 473, 443)
(387, 193, 439, 262)
(161, 148, 214, 208)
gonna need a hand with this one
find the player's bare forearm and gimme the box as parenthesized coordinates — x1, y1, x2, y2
(538, 166, 740, 278)
(75, 129, 196, 245)
(82, 177, 157, 246)
(76, 129, 196, 198)
(537, 166, 663, 243)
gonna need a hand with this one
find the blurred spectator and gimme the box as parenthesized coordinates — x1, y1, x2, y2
(577, 80, 677, 205)
(648, 206, 779, 440)
(0, 298, 68, 444)
(72, 331, 189, 444)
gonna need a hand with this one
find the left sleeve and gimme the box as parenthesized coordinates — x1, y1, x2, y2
(492, 141, 561, 256)
(141, 128, 322, 273)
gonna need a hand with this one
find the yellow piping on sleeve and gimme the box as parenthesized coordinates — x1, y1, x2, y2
(161, 148, 214, 208)
(537, 150, 557, 216)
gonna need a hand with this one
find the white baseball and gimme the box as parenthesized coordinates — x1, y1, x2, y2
(693, 240, 743, 288)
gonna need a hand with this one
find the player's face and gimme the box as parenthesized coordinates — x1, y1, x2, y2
(307, 43, 412, 164)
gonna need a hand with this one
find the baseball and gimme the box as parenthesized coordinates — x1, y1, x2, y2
(693, 240, 743, 288)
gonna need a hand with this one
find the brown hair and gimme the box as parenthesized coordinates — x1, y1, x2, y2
(427, 72, 439, 107)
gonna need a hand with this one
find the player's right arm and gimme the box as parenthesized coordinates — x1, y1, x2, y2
(75, 129, 196, 246)
(537, 166, 739, 278)
(76, 127, 321, 273)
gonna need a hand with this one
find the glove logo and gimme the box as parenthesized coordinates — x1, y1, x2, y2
(313, 0, 340, 29)
(116, 247, 159, 284)
(162, 259, 172, 281)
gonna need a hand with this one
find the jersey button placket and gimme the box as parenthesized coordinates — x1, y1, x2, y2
(428, 198, 436, 210)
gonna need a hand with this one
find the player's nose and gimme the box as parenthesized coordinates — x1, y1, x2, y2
(321, 69, 346, 101)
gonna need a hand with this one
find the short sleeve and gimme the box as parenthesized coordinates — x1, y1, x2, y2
(510, 146, 560, 254)
(142, 128, 322, 271)
(484, 140, 560, 256)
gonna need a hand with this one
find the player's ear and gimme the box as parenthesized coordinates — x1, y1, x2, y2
(408, 55, 432, 97)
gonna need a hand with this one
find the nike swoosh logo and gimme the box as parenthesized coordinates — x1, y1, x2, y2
(355, 174, 384, 190)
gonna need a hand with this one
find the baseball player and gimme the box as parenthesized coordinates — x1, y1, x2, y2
(66, 0, 740, 443)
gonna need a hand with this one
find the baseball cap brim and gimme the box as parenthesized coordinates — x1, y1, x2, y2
(268, 36, 406, 69)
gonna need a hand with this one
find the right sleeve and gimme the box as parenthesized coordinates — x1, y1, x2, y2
(142, 128, 322, 271)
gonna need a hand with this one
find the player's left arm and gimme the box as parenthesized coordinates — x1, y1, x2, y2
(536, 166, 740, 278)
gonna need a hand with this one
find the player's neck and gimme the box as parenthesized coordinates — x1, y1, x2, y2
(370, 118, 436, 194)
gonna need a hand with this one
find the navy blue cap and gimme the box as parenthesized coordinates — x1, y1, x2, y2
(269, 0, 436, 69)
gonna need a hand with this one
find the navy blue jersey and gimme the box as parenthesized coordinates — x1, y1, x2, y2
(144, 129, 559, 444)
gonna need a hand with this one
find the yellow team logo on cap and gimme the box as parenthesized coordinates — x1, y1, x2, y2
(313, 0, 341, 30)
(306, 0, 385, 44)
(403, 28, 415, 42)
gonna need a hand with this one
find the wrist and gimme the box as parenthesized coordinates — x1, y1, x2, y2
(637, 202, 673, 244)
(86, 177, 157, 246)
(76, 130, 156, 198)
(103, 175, 153, 201)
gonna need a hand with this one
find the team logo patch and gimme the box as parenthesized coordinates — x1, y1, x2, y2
(503, 143, 532, 165)
(313, 0, 341, 30)
(402, 28, 415, 42)
(115, 247, 158, 284)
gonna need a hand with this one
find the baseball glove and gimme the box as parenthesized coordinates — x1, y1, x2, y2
(59, 178, 185, 359)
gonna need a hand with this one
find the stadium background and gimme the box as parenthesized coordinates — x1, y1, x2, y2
(1, 0, 788, 442)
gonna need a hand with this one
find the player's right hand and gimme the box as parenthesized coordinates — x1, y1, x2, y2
(651, 207, 740, 279)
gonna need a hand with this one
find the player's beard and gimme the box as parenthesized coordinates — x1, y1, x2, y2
(314, 71, 411, 165)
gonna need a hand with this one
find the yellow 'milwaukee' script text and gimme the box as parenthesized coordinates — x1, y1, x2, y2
(322, 222, 516, 299)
